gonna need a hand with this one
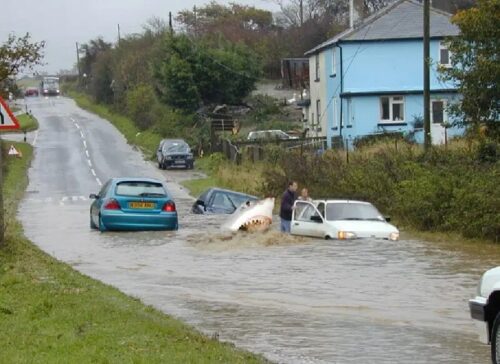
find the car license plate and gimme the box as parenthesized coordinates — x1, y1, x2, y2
(175, 160, 185, 164)
(129, 202, 155, 209)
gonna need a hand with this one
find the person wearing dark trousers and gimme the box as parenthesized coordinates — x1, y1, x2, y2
(279, 181, 298, 233)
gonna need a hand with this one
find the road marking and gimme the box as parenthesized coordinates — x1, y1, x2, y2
(87, 159, 92, 167)
(96, 178, 102, 186)
(80, 130, 84, 138)
(91, 169, 96, 176)
(32, 129, 39, 146)
(72, 196, 78, 201)
(83, 140, 87, 148)
(85, 150, 89, 158)
(61, 196, 68, 202)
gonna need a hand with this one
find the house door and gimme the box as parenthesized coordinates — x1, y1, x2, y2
(431, 100, 447, 145)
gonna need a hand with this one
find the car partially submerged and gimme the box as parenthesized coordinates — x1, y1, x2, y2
(192, 187, 258, 214)
(291, 199, 399, 240)
(90, 177, 178, 231)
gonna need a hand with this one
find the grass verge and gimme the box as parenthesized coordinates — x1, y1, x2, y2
(67, 90, 162, 158)
(0, 113, 39, 133)
(0, 141, 266, 363)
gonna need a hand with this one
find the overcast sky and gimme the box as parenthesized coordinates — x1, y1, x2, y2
(1, 0, 280, 75)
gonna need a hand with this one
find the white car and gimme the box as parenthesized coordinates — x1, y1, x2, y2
(469, 266, 500, 364)
(247, 130, 298, 141)
(291, 199, 399, 240)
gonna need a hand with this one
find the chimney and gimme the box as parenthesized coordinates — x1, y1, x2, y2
(350, 0, 365, 28)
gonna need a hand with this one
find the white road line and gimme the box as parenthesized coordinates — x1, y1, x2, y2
(85, 150, 90, 158)
(72, 196, 78, 201)
(80, 131, 84, 138)
(79, 196, 87, 201)
(61, 196, 69, 202)
(91, 169, 96, 176)
(75, 123, 80, 129)
(87, 159, 92, 167)
(83, 140, 87, 148)
(32, 130, 39, 146)
(96, 178, 102, 186)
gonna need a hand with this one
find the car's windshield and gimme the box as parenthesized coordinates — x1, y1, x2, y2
(227, 193, 255, 207)
(115, 182, 166, 197)
(325, 202, 385, 221)
(164, 142, 189, 153)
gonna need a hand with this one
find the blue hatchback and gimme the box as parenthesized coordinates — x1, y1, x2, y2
(90, 177, 178, 232)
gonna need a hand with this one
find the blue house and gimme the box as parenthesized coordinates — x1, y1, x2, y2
(302, 0, 462, 147)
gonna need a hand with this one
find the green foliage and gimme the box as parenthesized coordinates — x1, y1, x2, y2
(440, 0, 500, 132)
(0, 33, 45, 84)
(90, 52, 114, 104)
(125, 84, 157, 130)
(153, 34, 260, 111)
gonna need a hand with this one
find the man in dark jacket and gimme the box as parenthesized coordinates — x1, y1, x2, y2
(280, 181, 298, 233)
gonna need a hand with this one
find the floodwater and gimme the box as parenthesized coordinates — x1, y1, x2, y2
(16, 97, 499, 363)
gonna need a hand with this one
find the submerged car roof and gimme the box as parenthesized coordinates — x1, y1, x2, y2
(205, 187, 258, 199)
(311, 199, 372, 205)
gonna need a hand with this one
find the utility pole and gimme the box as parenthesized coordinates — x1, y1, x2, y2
(75, 42, 81, 82)
(299, 0, 303, 27)
(193, 6, 198, 37)
(169, 12, 173, 34)
(117, 24, 121, 45)
(423, 0, 431, 150)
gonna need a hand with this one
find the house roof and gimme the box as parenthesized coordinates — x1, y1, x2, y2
(305, 0, 459, 55)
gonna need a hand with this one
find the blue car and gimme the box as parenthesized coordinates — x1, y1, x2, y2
(90, 177, 178, 232)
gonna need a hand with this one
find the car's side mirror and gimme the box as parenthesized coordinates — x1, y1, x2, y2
(310, 215, 323, 223)
(89, 193, 99, 199)
(385, 216, 391, 222)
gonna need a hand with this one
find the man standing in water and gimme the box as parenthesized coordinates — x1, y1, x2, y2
(280, 181, 298, 233)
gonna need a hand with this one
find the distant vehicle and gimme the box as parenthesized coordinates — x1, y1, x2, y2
(89, 177, 178, 232)
(156, 139, 194, 170)
(469, 266, 500, 364)
(247, 130, 299, 141)
(291, 199, 399, 240)
(192, 187, 259, 214)
(40, 76, 60, 96)
(24, 87, 39, 97)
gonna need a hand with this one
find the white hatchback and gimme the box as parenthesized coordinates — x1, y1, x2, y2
(291, 199, 399, 241)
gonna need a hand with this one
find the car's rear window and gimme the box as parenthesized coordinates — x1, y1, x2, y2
(115, 182, 166, 197)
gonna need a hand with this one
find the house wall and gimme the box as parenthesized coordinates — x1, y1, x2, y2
(340, 92, 462, 145)
(340, 39, 455, 93)
(306, 52, 328, 137)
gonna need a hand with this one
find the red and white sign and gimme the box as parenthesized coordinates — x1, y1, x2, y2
(0, 96, 20, 130)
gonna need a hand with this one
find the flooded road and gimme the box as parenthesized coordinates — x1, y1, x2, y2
(15, 97, 498, 363)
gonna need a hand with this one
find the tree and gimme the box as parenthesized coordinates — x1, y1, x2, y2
(440, 0, 499, 134)
(153, 34, 260, 111)
(0, 33, 45, 83)
(78, 37, 112, 77)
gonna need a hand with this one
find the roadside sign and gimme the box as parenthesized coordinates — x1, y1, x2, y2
(8, 145, 19, 156)
(0, 96, 20, 130)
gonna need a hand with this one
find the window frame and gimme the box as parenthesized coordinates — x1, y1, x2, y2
(380, 95, 405, 123)
(431, 99, 448, 125)
(439, 41, 452, 68)
(315, 54, 320, 82)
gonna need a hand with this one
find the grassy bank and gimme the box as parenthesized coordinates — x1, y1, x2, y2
(67, 90, 163, 158)
(0, 141, 265, 363)
(0, 113, 39, 133)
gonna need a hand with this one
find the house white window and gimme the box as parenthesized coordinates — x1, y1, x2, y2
(332, 49, 337, 76)
(316, 99, 321, 124)
(333, 98, 338, 128)
(439, 42, 451, 68)
(431, 100, 447, 124)
(380, 96, 405, 122)
(315, 54, 320, 81)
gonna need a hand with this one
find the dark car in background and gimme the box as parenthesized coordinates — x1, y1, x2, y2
(192, 187, 259, 214)
(24, 87, 39, 97)
(156, 139, 194, 170)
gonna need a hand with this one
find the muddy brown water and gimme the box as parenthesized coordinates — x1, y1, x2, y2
(16, 97, 499, 363)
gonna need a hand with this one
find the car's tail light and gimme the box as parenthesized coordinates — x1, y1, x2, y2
(163, 201, 176, 212)
(104, 199, 121, 210)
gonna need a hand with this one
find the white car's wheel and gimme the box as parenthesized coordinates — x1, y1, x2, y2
(492, 311, 500, 364)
